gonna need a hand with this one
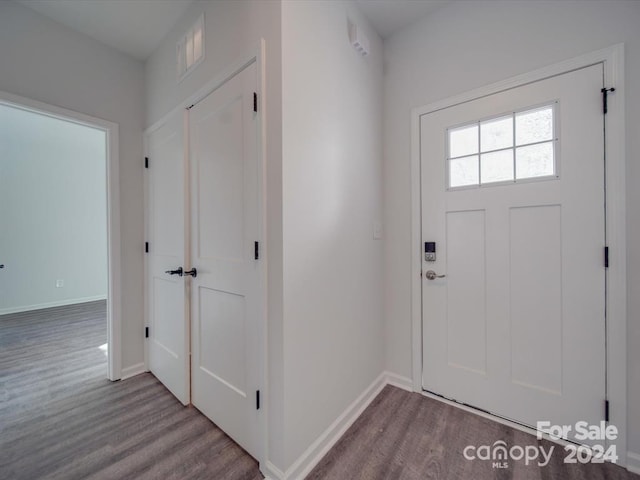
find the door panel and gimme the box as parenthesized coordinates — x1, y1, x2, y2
(198, 287, 247, 396)
(421, 64, 605, 440)
(510, 205, 562, 394)
(446, 209, 486, 375)
(145, 111, 189, 405)
(196, 95, 245, 262)
(190, 62, 260, 458)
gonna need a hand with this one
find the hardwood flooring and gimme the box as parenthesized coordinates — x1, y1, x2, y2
(2, 302, 636, 479)
(307, 385, 638, 480)
(0, 301, 262, 480)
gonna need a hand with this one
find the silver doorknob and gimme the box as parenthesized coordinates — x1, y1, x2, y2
(425, 270, 446, 280)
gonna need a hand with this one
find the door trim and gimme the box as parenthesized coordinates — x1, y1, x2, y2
(143, 40, 268, 467)
(410, 44, 627, 465)
(0, 89, 122, 382)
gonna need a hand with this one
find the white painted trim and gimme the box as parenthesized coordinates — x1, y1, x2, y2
(602, 43, 627, 468)
(0, 90, 122, 382)
(410, 106, 423, 394)
(627, 452, 640, 475)
(106, 123, 122, 382)
(142, 122, 150, 375)
(120, 362, 147, 380)
(0, 295, 107, 316)
(276, 372, 389, 480)
(385, 372, 413, 392)
(410, 44, 627, 465)
(261, 371, 420, 479)
(261, 461, 285, 480)
(255, 38, 269, 476)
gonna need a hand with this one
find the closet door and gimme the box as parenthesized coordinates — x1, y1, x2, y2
(189, 62, 261, 458)
(145, 110, 189, 405)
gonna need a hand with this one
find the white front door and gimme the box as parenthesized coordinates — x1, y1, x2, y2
(421, 64, 606, 439)
(145, 110, 189, 405)
(189, 62, 261, 458)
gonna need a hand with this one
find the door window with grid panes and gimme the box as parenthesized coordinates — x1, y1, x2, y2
(447, 103, 557, 189)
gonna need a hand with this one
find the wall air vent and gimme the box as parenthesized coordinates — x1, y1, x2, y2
(348, 20, 370, 57)
(177, 14, 204, 82)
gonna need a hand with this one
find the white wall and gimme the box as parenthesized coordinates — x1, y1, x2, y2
(0, 1, 145, 370)
(144, 0, 285, 469)
(0, 105, 107, 313)
(383, 0, 640, 462)
(281, 0, 384, 470)
(146, 0, 384, 473)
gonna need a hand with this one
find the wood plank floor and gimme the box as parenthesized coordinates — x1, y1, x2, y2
(307, 385, 638, 480)
(0, 301, 262, 480)
(2, 302, 636, 479)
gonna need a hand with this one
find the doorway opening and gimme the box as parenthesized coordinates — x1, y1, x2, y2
(0, 91, 121, 381)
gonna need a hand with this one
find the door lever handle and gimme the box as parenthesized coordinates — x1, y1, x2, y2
(165, 267, 183, 276)
(183, 268, 197, 278)
(425, 270, 446, 280)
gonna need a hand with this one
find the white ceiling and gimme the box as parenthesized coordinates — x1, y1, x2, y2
(15, 0, 447, 61)
(17, 0, 194, 61)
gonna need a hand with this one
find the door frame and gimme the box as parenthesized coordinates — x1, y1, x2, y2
(410, 44, 627, 464)
(143, 41, 268, 466)
(0, 89, 122, 381)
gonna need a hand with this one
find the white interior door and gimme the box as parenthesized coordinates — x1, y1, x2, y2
(421, 64, 606, 440)
(145, 110, 189, 405)
(189, 62, 261, 458)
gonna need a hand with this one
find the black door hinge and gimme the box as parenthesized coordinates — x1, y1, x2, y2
(253, 92, 258, 113)
(254, 241, 259, 260)
(145, 157, 149, 168)
(605, 399, 610, 422)
(601, 87, 615, 115)
(145, 242, 149, 253)
(256, 390, 260, 410)
(604, 246, 609, 268)
(145, 327, 149, 338)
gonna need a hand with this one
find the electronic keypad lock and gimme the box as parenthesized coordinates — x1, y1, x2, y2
(425, 242, 436, 262)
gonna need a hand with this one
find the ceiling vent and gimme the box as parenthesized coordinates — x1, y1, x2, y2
(177, 14, 204, 82)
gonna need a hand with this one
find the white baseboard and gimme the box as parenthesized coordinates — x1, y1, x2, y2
(628, 452, 640, 475)
(384, 371, 413, 392)
(120, 362, 146, 381)
(262, 371, 416, 479)
(264, 370, 640, 479)
(261, 461, 285, 480)
(0, 295, 107, 316)
(270, 371, 389, 480)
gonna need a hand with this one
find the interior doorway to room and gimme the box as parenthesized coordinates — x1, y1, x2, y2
(0, 96, 116, 380)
